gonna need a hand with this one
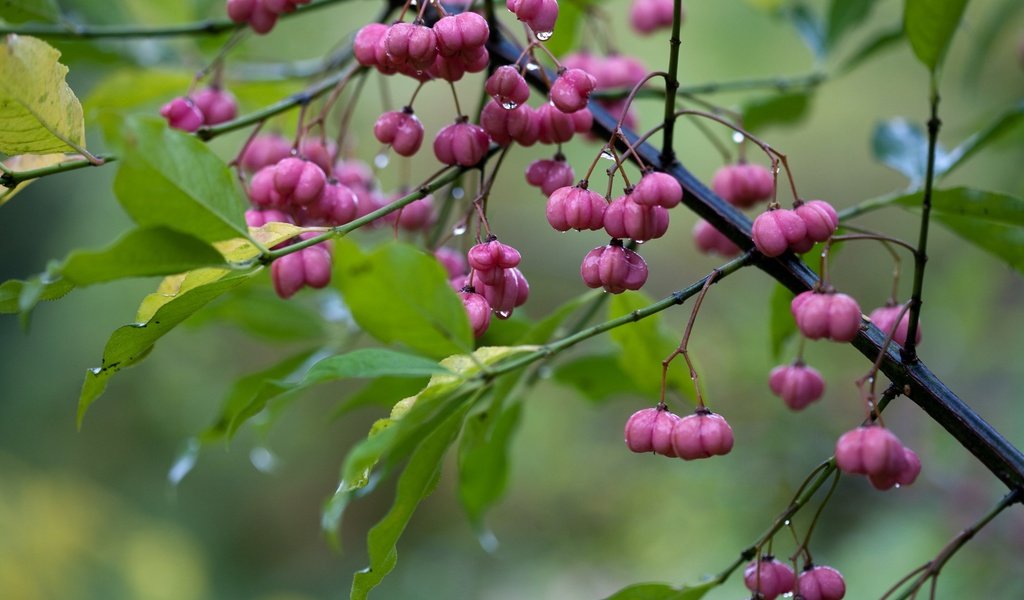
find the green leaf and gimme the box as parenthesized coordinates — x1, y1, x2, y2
(0, 0, 60, 23)
(785, 3, 826, 61)
(329, 377, 430, 420)
(0, 35, 85, 155)
(962, 0, 1024, 84)
(544, 0, 584, 57)
(838, 26, 904, 74)
(769, 282, 796, 361)
(77, 270, 256, 426)
(0, 275, 73, 314)
(944, 101, 1024, 177)
(188, 286, 325, 342)
(895, 187, 1024, 271)
(743, 92, 812, 132)
(602, 581, 715, 600)
(60, 227, 226, 285)
(553, 353, 636, 403)
(904, 0, 969, 72)
(608, 291, 693, 400)
(113, 116, 248, 242)
(825, 0, 878, 49)
(333, 239, 473, 359)
(871, 118, 952, 186)
(350, 402, 470, 600)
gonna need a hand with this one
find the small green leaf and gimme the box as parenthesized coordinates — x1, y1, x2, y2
(904, 0, 969, 72)
(0, 275, 73, 314)
(825, 0, 879, 49)
(602, 581, 715, 600)
(113, 116, 248, 242)
(769, 282, 796, 361)
(0, 35, 85, 155)
(350, 402, 470, 600)
(944, 101, 1024, 177)
(871, 118, 951, 186)
(0, 0, 61, 23)
(785, 3, 826, 61)
(608, 291, 693, 400)
(334, 239, 473, 359)
(544, 0, 584, 57)
(77, 270, 256, 426)
(553, 354, 636, 403)
(743, 92, 812, 132)
(60, 227, 226, 285)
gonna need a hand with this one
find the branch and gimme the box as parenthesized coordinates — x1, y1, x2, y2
(0, 154, 116, 187)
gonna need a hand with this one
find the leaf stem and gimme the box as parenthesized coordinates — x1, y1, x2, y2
(0, 154, 117, 187)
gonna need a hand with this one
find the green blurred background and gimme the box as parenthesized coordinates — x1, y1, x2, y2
(2, 0, 1024, 598)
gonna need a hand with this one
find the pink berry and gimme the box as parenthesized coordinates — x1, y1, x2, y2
(550, 68, 597, 113)
(244, 209, 293, 228)
(768, 363, 825, 410)
(433, 12, 489, 58)
(240, 134, 292, 172)
(869, 303, 921, 347)
(227, 0, 256, 23)
(579, 243, 649, 294)
(670, 410, 734, 460)
(526, 158, 575, 196)
(385, 22, 438, 71)
(485, 65, 531, 109)
(711, 163, 775, 208)
(630, 0, 679, 34)
(508, 0, 559, 36)
(791, 291, 862, 342)
(751, 208, 806, 257)
(354, 23, 388, 67)
(536, 103, 577, 145)
(603, 194, 670, 242)
(744, 557, 795, 600)
(692, 220, 741, 257)
(795, 199, 839, 243)
(434, 119, 490, 166)
(247, 2, 278, 34)
(624, 406, 681, 456)
(374, 109, 425, 157)
(594, 54, 647, 90)
(468, 238, 522, 284)
(632, 171, 682, 208)
(477, 267, 529, 315)
(192, 87, 238, 125)
(561, 51, 600, 76)
(389, 196, 435, 231)
(301, 243, 332, 289)
(796, 566, 846, 600)
(435, 247, 468, 279)
(299, 138, 338, 173)
(835, 426, 907, 482)
(571, 107, 594, 133)
(271, 243, 331, 299)
(160, 97, 204, 132)
(546, 185, 607, 231)
(334, 159, 374, 190)
(248, 166, 282, 208)
(481, 101, 540, 146)
(273, 157, 327, 206)
(303, 180, 358, 226)
(460, 290, 492, 337)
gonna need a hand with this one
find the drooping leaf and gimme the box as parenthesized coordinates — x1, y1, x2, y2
(0, 275, 73, 314)
(188, 286, 325, 342)
(769, 282, 796, 361)
(0, 35, 85, 154)
(135, 268, 232, 322)
(895, 187, 1024, 271)
(785, 3, 826, 61)
(602, 581, 715, 600)
(0, 0, 60, 23)
(903, 0, 969, 73)
(871, 117, 952, 186)
(837, 26, 905, 74)
(944, 101, 1024, 176)
(608, 291, 693, 400)
(350, 402, 471, 600)
(743, 92, 812, 132)
(553, 353, 636, 403)
(77, 270, 256, 426)
(60, 227, 226, 285)
(825, 0, 879, 49)
(333, 238, 473, 359)
(112, 116, 248, 242)
(0, 152, 66, 205)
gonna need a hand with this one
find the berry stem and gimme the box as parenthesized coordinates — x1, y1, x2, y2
(661, 270, 719, 409)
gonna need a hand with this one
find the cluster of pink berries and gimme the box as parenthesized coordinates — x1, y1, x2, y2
(507, 0, 560, 38)
(226, 0, 310, 34)
(479, 65, 594, 149)
(745, 558, 846, 600)
(437, 238, 530, 337)
(693, 162, 774, 257)
(752, 200, 839, 257)
(562, 51, 647, 130)
(624, 405, 734, 460)
(160, 87, 238, 133)
(354, 12, 490, 83)
(835, 425, 920, 490)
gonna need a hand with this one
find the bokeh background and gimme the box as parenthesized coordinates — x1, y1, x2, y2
(2, 0, 1024, 598)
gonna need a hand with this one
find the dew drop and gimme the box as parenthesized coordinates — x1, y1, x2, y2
(452, 222, 468, 236)
(784, 519, 791, 526)
(600, 150, 615, 161)
(731, 132, 744, 144)
(894, 483, 902, 489)
(525, 62, 540, 72)
(89, 367, 102, 375)
(501, 100, 519, 110)
(250, 447, 278, 473)
(495, 309, 513, 320)
(536, 30, 553, 41)
(451, 186, 465, 199)
(374, 153, 390, 169)
(635, 239, 646, 245)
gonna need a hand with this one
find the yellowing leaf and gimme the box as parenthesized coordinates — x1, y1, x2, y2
(0, 152, 66, 205)
(135, 268, 233, 322)
(214, 222, 312, 262)
(0, 35, 85, 155)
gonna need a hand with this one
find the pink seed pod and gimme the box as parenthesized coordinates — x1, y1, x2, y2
(299, 138, 338, 173)
(354, 23, 388, 67)
(624, 406, 681, 456)
(434, 120, 490, 166)
(244, 209, 293, 228)
(271, 244, 332, 299)
(796, 566, 846, 600)
(273, 157, 327, 205)
(160, 97, 204, 132)
(508, 0, 559, 36)
(248, 166, 282, 208)
(227, 0, 256, 23)
(546, 185, 607, 231)
(561, 51, 600, 75)
(791, 291, 862, 342)
(460, 290, 492, 337)
(670, 410, 735, 460)
(711, 163, 775, 208)
(374, 109, 425, 157)
(334, 159, 374, 190)
(536, 103, 577, 145)
(192, 87, 238, 125)
(389, 196, 435, 231)
(869, 303, 921, 347)
(835, 426, 907, 481)
(692, 220, 741, 257)
(594, 54, 647, 89)
(477, 267, 529, 315)
(430, 45, 489, 81)
(630, 0, 679, 34)
(603, 194, 670, 242)
(485, 65, 531, 109)
(384, 22, 438, 71)
(435, 247, 468, 279)
(240, 134, 292, 172)
(304, 180, 358, 226)
(579, 243, 649, 294)
(301, 243, 332, 289)
(550, 68, 598, 113)
(768, 362, 825, 411)
(796, 199, 839, 243)
(467, 238, 522, 284)
(247, 2, 279, 34)
(632, 171, 682, 208)
(751, 208, 806, 257)
(526, 158, 575, 196)
(434, 12, 490, 58)
(743, 557, 795, 600)
(480, 101, 540, 146)
(571, 106, 594, 133)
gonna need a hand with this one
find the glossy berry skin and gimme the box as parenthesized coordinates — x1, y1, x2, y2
(752, 208, 806, 257)
(273, 157, 327, 206)
(594, 54, 647, 90)
(743, 558, 795, 600)
(868, 445, 922, 491)
(240, 134, 292, 172)
(477, 267, 529, 315)
(388, 197, 434, 231)
(507, 0, 559, 36)
(630, 0, 679, 34)
(711, 163, 775, 208)
(796, 565, 846, 600)
(467, 239, 522, 285)
(485, 65, 531, 109)
(536, 103, 578, 145)
(298, 138, 337, 173)
(791, 291, 862, 342)
(433, 12, 489, 58)
(302, 180, 358, 226)
(435, 247, 468, 279)
(160, 97, 204, 132)
(580, 243, 648, 294)
(434, 120, 490, 166)
(870, 304, 921, 347)
(670, 411, 734, 460)
(692, 220, 741, 257)
(546, 185, 607, 231)
(624, 406, 681, 456)
(192, 87, 238, 125)
(603, 194, 670, 242)
(244, 209, 293, 228)
(374, 109, 425, 157)
(480, 101, 540, 146)
(796, 199, 839, 244)
(271, 243, 332, 299)
(835, 426, 906, 482)
(525, 159, 575, 196)
(384, 22, 438, 71)
(550, 68, 597, 113)
(354, 23, 388, 67)
(460, 291, 492, 337)
(769, 363, 825, 411)
(632, 171, 682, 208)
